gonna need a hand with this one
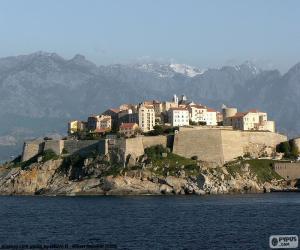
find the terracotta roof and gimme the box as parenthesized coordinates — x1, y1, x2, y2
(247, 109, 261, 113)
(143, 100, 154, 105)
(207, 108, 216, 112)
(120, 123, 138, 129)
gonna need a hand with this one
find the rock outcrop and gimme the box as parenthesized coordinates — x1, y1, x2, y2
(0, 156, 292, 196)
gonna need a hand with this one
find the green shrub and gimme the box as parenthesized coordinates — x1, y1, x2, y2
(62, 148, 68, 154)
(42, 149, 59, 162)
(144, 145, 167, 159)
(276, 140, 299, 159)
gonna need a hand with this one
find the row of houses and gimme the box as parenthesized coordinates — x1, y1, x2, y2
(68, 95, 276, 137)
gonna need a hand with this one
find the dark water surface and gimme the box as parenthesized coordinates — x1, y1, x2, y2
(0, 193, 299, 249)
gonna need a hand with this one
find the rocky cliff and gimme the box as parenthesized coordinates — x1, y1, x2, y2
(0, 148, 294, 196)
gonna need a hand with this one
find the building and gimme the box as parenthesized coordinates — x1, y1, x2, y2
(188, 104, 207, 123)
(68, 120, 86, 134)
(102, 108, 120, 130)
(119, 104, 138, 112)
(222, 106, 275, 132)
(87, 115, 112, 132)
(118, 109, 139, 125)
(138, 105, 155, 132)
(168, 108, 189, 127)
(206, 108, 217, 126)
(119, 123, 139, 137)
(188, 105, 217, 125)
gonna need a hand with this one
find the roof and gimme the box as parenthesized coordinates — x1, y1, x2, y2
(247, 109, 261, 113)
(92, 128, 106, 133)
(189, 104, 206, 109)
(232, 112, 247, 118)
(120, 123, 138, 129)
(108, 108, 120, 113)
(141, 105, 154, 109)
(169, 107, 188, 111)
(207, 108, 217, 112)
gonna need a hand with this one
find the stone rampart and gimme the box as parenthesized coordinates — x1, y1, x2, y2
(63, 140, 99, 156)
(274, 162, 300, 180)
(22, 139, 103, 162)
(21, 139, 45, 162)
(173, 128, 287, 165)
(44, 140, 64, 155)
(123, 136, 167, 159)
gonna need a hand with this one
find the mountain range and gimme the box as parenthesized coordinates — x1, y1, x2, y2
(0, 51, 299, 161)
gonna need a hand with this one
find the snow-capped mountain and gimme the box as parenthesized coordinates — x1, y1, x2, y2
(133, 63, 206, 78)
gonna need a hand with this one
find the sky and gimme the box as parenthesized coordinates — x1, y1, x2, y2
(1, 0, 300, 72)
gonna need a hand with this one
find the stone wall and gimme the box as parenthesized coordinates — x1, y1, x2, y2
(172, 128, 287, 165)
(22, 139, 103, 162)
(123, 136, 167, 159)
(63, 140, 99, 156)
(274, 162, 300, 180)
(44, 140, 64, 155)
(21, 139, 45, 162)
(173, 129, 224, 164)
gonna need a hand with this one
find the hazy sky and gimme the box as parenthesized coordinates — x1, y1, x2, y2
(1, 0, 300, 72)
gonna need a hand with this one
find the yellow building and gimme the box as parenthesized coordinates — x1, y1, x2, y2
(68, 120, 86, 134)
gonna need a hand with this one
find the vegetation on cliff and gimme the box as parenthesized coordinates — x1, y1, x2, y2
(10, 149, 59, 170)
(225, 159, 282, 183)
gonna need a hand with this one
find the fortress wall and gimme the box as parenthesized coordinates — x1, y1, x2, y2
(141, 136, 167, 149)
(98, 139, 109, 155)
(21, 140, 44, 162)
(172, 128, 287, 165)
(124, 137, 144, 158)
(63, 140, 99, 156)
(122, 136, 167, 159)
(172, 129, 224, 164)
(220, 130, 244, 162)
(274, 162, 300, 180)
(44, 140, 64, 155)
(240, 131, 287, 147)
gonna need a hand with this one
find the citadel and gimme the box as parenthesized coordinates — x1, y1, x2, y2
(22, 95, 287, 166)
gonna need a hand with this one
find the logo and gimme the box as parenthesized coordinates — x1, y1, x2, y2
(269, 235, 298, 249)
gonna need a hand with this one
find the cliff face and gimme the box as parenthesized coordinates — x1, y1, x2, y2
(0, 157, 291, 196)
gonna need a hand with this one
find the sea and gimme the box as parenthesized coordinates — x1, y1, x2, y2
(0, 193, 299, 250)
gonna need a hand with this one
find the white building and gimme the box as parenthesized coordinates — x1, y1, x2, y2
(206, 108, 217, 125)
(227, 109, 275, 132)
(138, 105, 155, 132)
(168, 108, 189, 127)
(188, 105, 217, 125)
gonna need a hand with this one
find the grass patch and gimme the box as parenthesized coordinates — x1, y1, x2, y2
(225, 159, 283, 183)
(10, 150, 59, 170)
(244, 159, 282, 182)
(144, 145, 198, 176)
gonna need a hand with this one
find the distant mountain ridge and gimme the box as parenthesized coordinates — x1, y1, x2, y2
(0, 51, 299, 161)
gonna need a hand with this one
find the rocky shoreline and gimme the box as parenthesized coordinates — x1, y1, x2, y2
(0, 156, 295, 196)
